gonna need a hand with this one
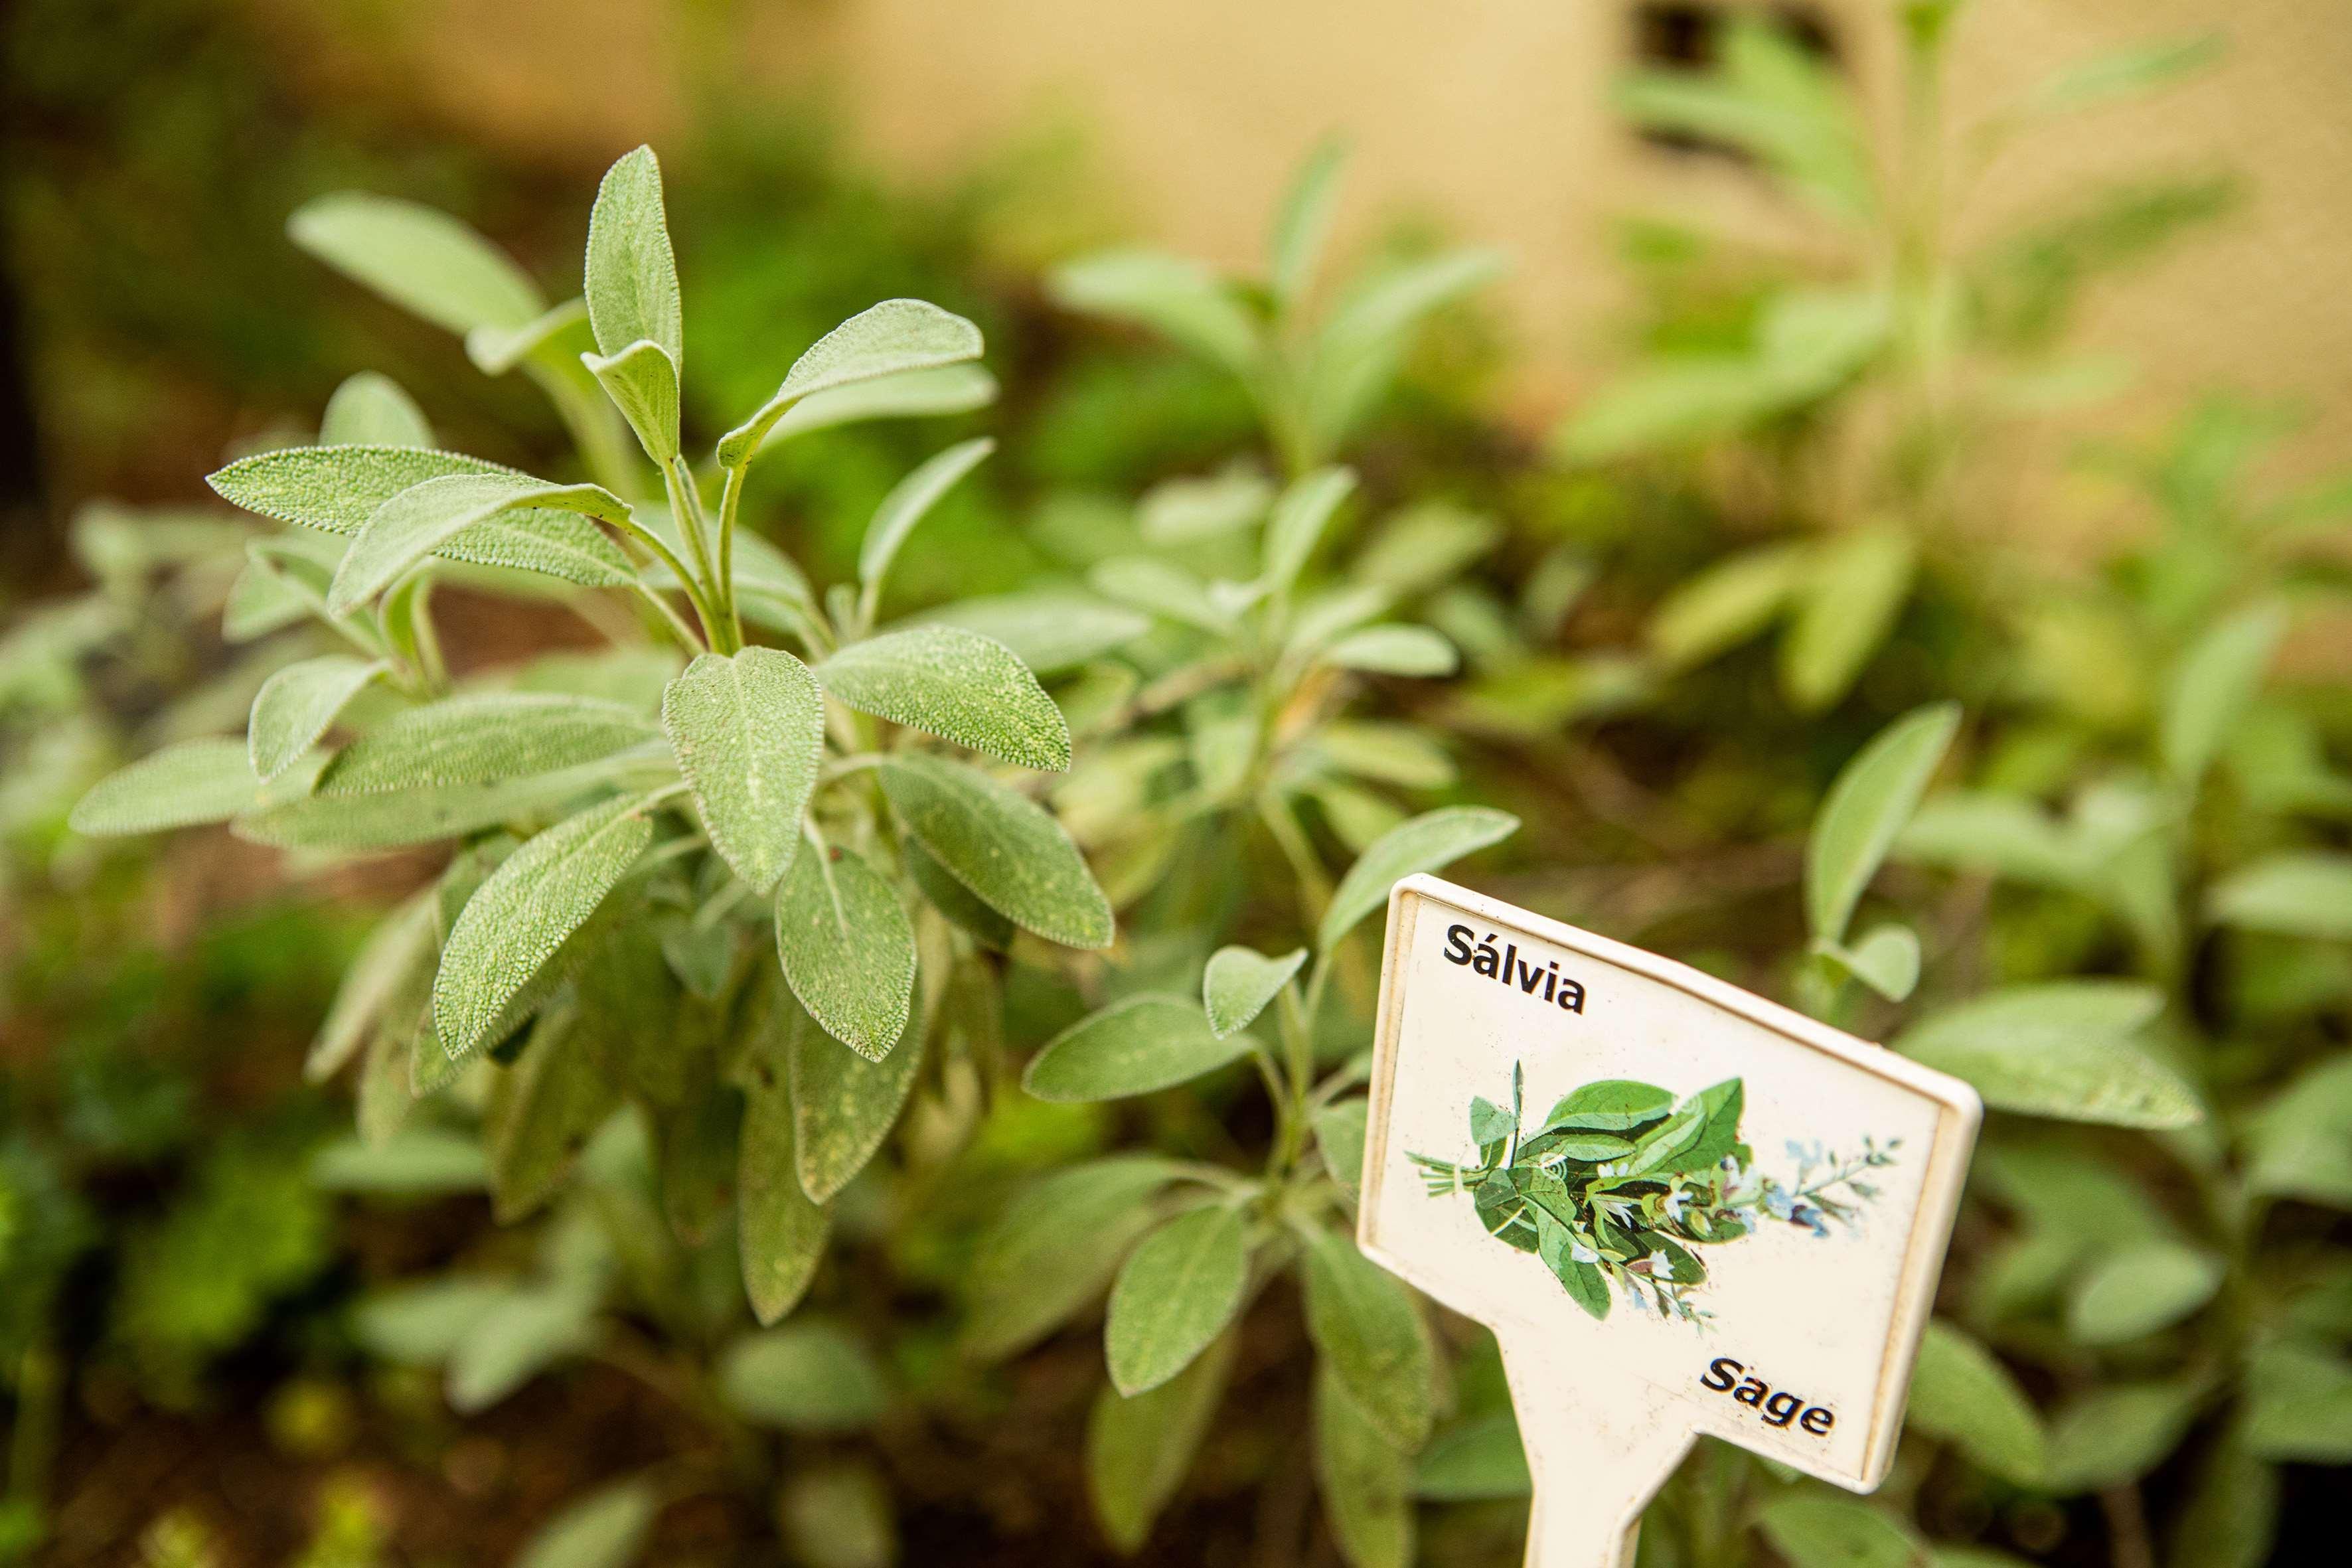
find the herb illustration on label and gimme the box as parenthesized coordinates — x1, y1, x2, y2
(1407, 1065, 1899, 1323)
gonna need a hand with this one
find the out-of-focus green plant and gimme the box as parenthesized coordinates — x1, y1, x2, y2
(64, 145, 1133, 1559)
(1564, 3, 2238, 716)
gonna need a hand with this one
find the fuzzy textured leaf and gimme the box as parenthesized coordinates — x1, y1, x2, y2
(1300, 1226, 1434, 1449)
(915, 592, 1149, 676)
(720, 299, 984, 469)
(789, 990, 925, 1202)
(432, 793, 657, 1058)
(1894, 981, 2200, 1127)
(775, 843, 916, 1063)
(1204, 945, 1306, 1038)
(321, 372, 433, 447)
(70, 738, 261, 835)
(1314, 1364, 1414, 1568)
(322, 693, 657, 795)
(1320, 806, 1519, 952)
(738, 1040, 832, 1325)
(289, 194, 542, 337)
(583, 147, 682, 367)
(877, 753, 1113, 949)
(662, 647, 824, 894)
(1023, 995, 1253, 1102)
(249, 655, 384, 781)
(821, 626, 1068, 771)
(1807, 702, 1960, 945)
(965, 1155, 1180, 1360)
(207, 445, 523, 534)
(330, 473, 628, 614)
(1105, 1204, 1250, 1395)
(1905, 1319, 2049, 1482)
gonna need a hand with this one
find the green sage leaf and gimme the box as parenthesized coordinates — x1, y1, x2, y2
(1300, 1225, 1433, 1449)
(584, 338, 681, 465)
(790, 989, 925, 1202)
(1320, 805, 1519, 953)
(1048, 250, 1263, 381)
(1756, 1496, 1922, 1568)
(432, 792, 657, 1058)
(1203, 945, 1306, 1038)
(758, 362, 996, 449)
(819, 625, 1069, 771)
(877, 753, 1113, 949)
(718, 1320, 889, 1431)
(1780, 526, 1918, 712)
(2043, 1381, 2201, 1492)
(1314, 1099, 1371, 1200)
(1322, 625, 1458, 677)
(1313, 1364, 1413, 1568)
(1023, 995, 1253, 1103)
(2163, 601, 2286, 786)
(2207, 852, 2352, 941)
(70, 737, 260, 835)
(1105, 1204, 1250, 1395)
(914, 591, 1149, 676)
(207, 444, 522, 534)
(965, 1155, 1180, 1360)
(322, 693, 657, 795)
(1905, 1319, 2049, 1483)
(1648, 542, 1810, 668)
(661, 647, 825, 894)
(1893, 980, 2201, 1128)
(583, 146, 682, 368)
(856, 435, 996, 601)
(1269, 137, 1348, 308)
(1089, 1328, 1235, 1554)
(1413, 1415, 1529, 1500)
(288, 193, 542, 337)
(720, 299, 984, 469)
(485, 1006, 620, 1223)
(512, 1476, 658, 1568)
(2065, 1241, 2223, 1344)
(329, 473, 629, 615)
(1806, 701, 1961, 945)
(249, 655, 384, 781)
(738, 1038, 832, 1325)
(1262, 466, 1358, 595)
(321, 372, 433, 447)
(775, 842, 916, 1063)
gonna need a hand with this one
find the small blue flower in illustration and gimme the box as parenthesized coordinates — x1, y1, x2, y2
(1407, 1069, 1901, 1324)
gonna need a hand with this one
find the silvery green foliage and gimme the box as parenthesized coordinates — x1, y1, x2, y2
(74, 149, 1118, 1366)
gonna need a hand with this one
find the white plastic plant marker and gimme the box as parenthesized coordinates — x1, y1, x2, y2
(1359, 876, 1982, 1568)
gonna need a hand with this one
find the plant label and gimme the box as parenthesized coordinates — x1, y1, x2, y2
(1358, 876, 1982, 1568)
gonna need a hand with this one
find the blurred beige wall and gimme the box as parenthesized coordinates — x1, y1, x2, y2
(287, 0, 2352, 493)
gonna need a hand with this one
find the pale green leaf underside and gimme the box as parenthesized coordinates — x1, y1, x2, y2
(1806, 702, 1961, 945)
(965, 1155, 1180, 1360)
(307, 892, 436, 1083)
(2067, 1241, 2223, 1344)
(1203, 945, 1306, 1038)
(738, 1040, 832, 1325)
(234, 763, 623, 853)
(759, 362, 996, 450)
(70, 737, 262, 835)
(250, 655, 385, 781)
(207, 445, 526, 534)
(913, 592, 1149, 676)
(432, 791, 657, 1056)
(584, 339, 682, 464)
(775, 843, 916, 1063)
(877, 753, 1113, 949)
(789, 991, 925, 1202)
(1300, 1225, 1433, 1449)
(1905, 1318, 2049, 1483)
(329, 472, 628, 615)
(1320, 806, 1520, 952)
(1022, 994, 1252, 1102)
(320, 692, 658, 795)
(288, 193, 543, 337)
(1106, 1204, 1249, 1395)
(819, 625, 1069, 771)
(321, 372, 434, 448)
(467, 297, 590, 376)
(584, 145, 683, 366)
(1138, 467, 1273, 544)
(857, 436, 995, 595)
(662, 647, 826, 894)
(720, 299, 985, 469)
(1324, 624, 1458, 677)
(1088, 556, 1235, 635)
(1893, 980, 2201, 1128)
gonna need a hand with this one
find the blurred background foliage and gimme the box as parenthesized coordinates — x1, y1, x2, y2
(2, 1, 2347, 1566)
